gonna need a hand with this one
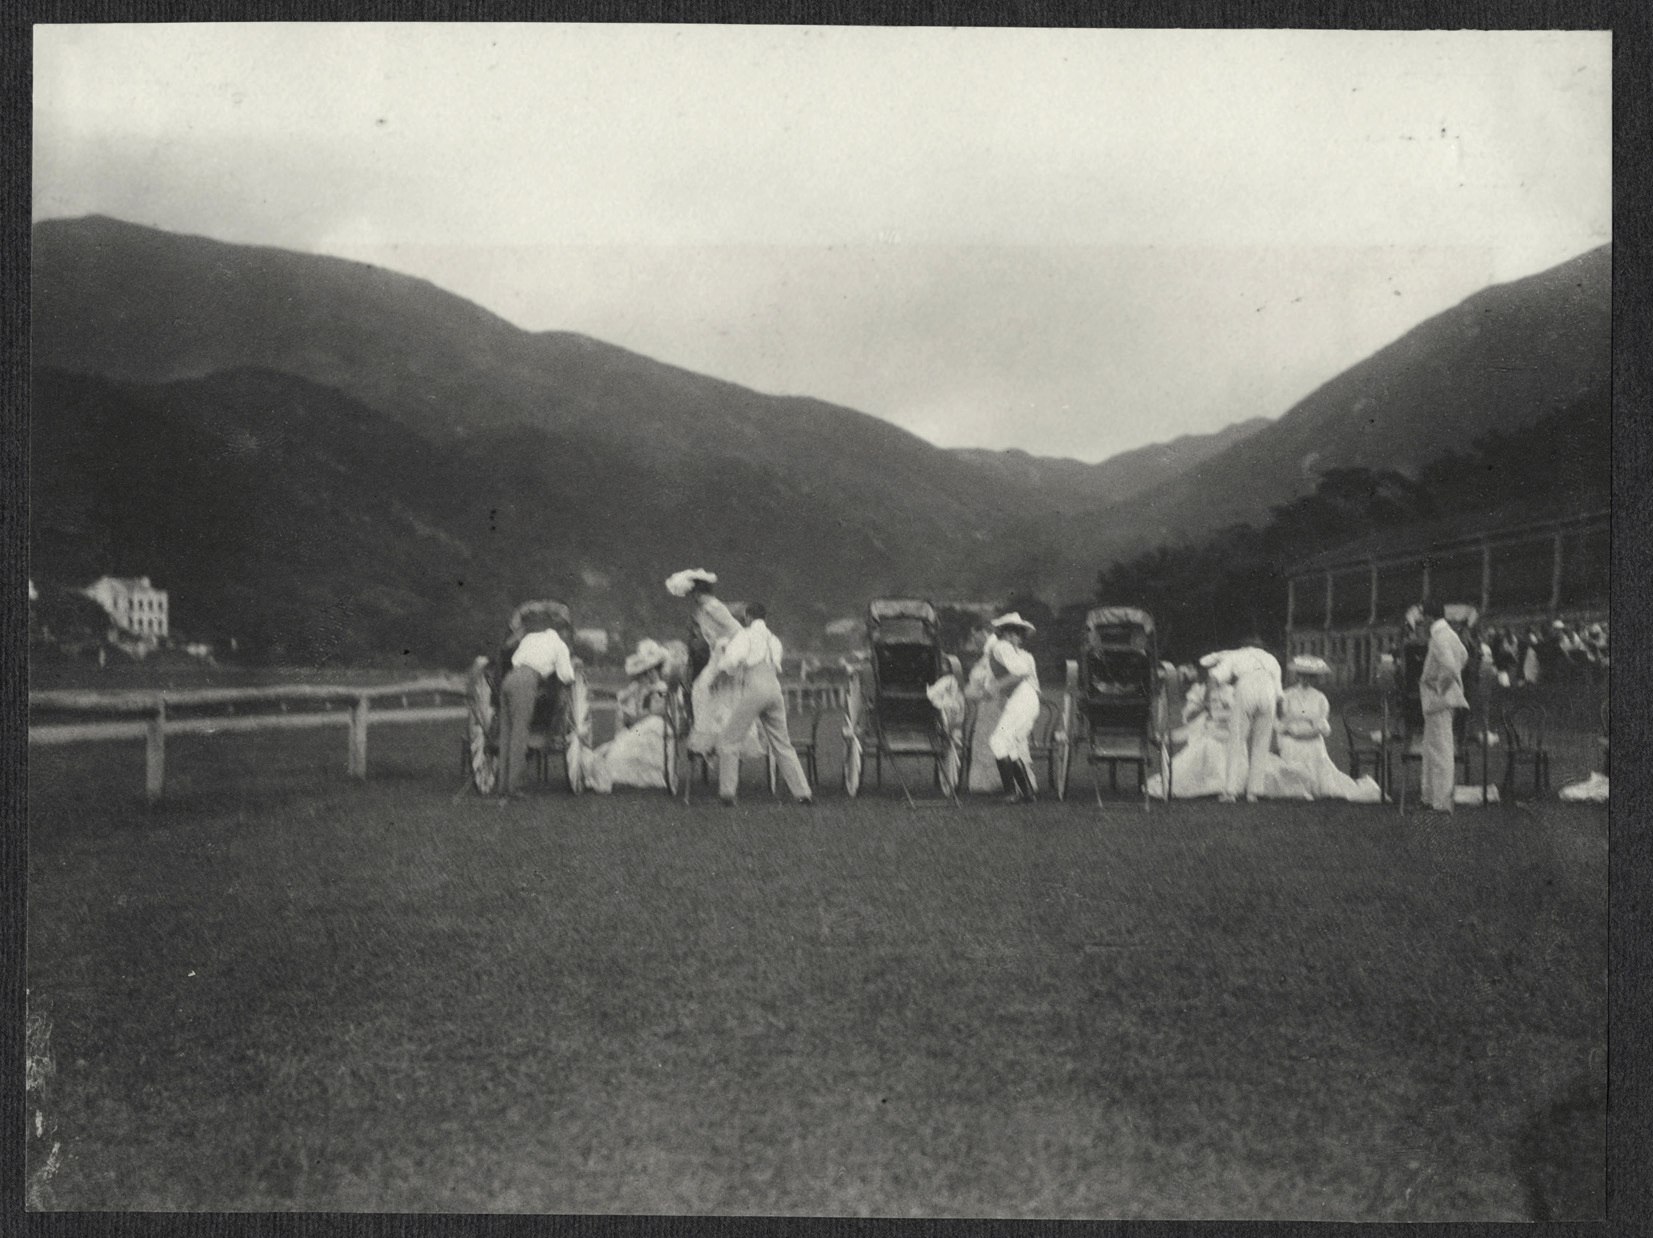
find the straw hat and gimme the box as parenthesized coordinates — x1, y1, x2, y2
(1289, 654, 1332, 677)
(665, 568, 717, 597)
(624, 639, 668, 677)
(991, 611, 1036, 635)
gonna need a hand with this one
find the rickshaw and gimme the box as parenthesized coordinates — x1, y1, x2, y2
(462, 599, 592, 795)
(1063, 606, 1172, 807)
(842, 598, 962, 803)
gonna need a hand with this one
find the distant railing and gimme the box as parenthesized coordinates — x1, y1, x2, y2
(784, 683, 850, 712)
(29, 676, 847, 801)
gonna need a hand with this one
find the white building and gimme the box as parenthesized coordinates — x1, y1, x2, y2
(83, 575, 169, 641)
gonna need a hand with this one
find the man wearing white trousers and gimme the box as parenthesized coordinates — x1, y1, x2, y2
(980, 613, 1042, 803)
(714, 602, 814, 806)
(1418, 598, 1470, 812)
(497, 618, 576, 800)
(1201, 639, 1284, 803)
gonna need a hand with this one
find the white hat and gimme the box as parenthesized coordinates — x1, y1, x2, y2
(1289, 654, 1332, 677)
(624, 639, 668, 677)
(991, 611, 1036, 635)
(665, 568, 717, 597)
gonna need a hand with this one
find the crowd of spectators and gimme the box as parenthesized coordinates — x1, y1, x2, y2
(1483, 619, 1608, 687)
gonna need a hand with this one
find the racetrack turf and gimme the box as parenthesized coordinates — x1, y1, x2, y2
(26, 722, 1605, 1217)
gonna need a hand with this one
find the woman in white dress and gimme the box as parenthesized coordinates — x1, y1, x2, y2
(667, 569, 765, 770)
(1276, 655, 1382, 802)
(963, 624, 1008, 793)
(1149, 673, 1234, 798)
(581, 640, 673, 793)
(968, 613, 1042, 803)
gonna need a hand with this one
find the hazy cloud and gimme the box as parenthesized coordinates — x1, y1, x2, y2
(33, 24, 1609, 461)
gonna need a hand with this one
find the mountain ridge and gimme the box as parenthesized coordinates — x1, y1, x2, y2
(29, 215, 1610, 659)
(1015, 243, 1611, 597)
(952, 416, 1272, 513)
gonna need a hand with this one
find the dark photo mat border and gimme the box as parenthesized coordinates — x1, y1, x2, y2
(2, 4, 1644, 1238)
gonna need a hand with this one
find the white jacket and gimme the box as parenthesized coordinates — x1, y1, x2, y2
(719, 619, 784, 675)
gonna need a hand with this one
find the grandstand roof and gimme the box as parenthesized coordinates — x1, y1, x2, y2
(1086, 606, 1155, 635)
(867, 598, 936, 623)
(1286, 503, 1607, 577)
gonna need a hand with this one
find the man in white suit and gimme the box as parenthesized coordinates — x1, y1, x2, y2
(1201, 638, 1284, 803)
(1418, 598, 1470, 812)
(714, 602, 814, 806)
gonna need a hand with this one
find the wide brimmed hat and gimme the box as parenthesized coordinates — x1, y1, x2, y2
(1289, 654, 1332, 677)
(665, 568, 717, 598)
(991, 612, 1036, 635)
(624, 639, 668, 677)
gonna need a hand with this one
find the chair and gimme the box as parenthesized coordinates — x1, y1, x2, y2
(456, 730, 571, 788)
(787, 702, 833, 791)
(1452, 707, 1498, 791)
(1498, 703, 1551, 798)
(742, 700, 834, 799)
(1390, 723, 1489, 801)
(1342, 705, 1390, 799)
(1027, 698, 1066, 794)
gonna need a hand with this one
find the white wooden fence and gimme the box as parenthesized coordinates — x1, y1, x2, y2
(29, 677, 848, 802)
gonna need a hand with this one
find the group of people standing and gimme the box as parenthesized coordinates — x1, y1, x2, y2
(489, 581, 1490, 815)
(1155, 598, 1474, 811)
(1150, 641, 1382, 804)
(671, 568, 814, 806)
(1487, 619, 1607, 688)
(485, 570, 816, 804)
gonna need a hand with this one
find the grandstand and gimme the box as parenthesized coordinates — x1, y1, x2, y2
(1284, 508, 1607, 683)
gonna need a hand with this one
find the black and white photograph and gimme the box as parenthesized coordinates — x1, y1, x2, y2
(25, 19, 1611, 1218)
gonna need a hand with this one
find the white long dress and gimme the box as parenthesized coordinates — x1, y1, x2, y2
(1151, 682, 1315, 800)
(966, 641, 1042, 791)
(1154, 681, 1232, 798)
(582, 678, 671, 793)
(686, 596, 764, 761)
(1276, 684, 1382, 802)
(987, 644, 1042, 781)
(965, 650, 1007, 791)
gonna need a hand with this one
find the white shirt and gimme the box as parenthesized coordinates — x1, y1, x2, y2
(1421, 618, 1469, 715)
(1200, 647, 1282, 694)
(985, 634, 1039, 691)
(511, 629, 576, 683)
(720, 619, 784, 674)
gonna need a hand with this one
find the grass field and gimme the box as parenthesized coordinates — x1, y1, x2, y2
(26, 716, 1606, 1217)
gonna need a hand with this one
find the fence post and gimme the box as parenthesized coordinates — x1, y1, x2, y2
(145, 699, 166, 802)
(348, 695, 370, 779)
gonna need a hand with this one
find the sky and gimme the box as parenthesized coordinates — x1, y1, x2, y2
(33, 24, 1611, 463)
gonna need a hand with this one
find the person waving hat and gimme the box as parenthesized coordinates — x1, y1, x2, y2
(980, 612, 1042, 803)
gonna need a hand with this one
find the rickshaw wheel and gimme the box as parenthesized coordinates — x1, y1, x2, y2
(1060, 721, 1079, 801)
(938, 739, 960, 798)
(662, 737, 680, 797)
(565, 739, 584, 795)
(844, 735, 864, 798)
(469, 725, 497, 796)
